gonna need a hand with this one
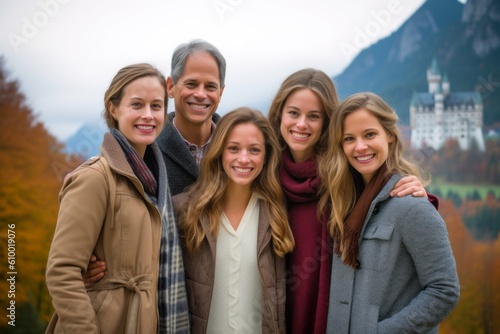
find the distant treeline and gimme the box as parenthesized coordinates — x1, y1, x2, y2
(413, 137, 500, 241)
(410, 137, 500, 185)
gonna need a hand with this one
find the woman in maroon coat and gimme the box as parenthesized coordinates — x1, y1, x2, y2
(267, 68, 436, 334)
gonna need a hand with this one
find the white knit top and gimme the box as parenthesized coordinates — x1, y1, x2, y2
(206, 193, 263, 333)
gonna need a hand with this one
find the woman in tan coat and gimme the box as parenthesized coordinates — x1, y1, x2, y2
(45, 63, 189, 333)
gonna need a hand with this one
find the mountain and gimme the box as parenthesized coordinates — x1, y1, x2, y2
(66, 0, 500, 156)
(64, 122, 106, 159)
(334, 0, 500, 126)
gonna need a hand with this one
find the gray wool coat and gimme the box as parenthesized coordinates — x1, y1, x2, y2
(156, 111, 220, 196)
(326, 174, 460, 334)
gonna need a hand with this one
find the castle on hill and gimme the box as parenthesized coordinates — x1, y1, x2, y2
(410, 58, 485, 151)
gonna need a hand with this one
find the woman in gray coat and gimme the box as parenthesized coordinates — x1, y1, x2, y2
(318, 92, 460, 333)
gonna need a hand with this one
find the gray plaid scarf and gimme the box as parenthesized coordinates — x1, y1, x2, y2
(157, 190, 190, 333)
(111, 129, 190, 333)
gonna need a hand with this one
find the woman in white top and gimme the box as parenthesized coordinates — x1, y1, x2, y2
(172, 107, 294, 333)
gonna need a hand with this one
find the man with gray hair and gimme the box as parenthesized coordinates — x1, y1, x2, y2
(156, 39, 226, 195)
(83, 40, 226, 330)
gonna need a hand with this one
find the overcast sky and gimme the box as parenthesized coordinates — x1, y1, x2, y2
(0, 0, 445, 141)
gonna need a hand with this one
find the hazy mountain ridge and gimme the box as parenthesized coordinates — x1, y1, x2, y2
(462, 0, 500, 57)
(64, 122, 105, 158)
(334, 0, 500, 125)
(66, 0, 500, 159)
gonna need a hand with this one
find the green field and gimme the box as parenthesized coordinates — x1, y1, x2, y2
(428, 180, 500, 199)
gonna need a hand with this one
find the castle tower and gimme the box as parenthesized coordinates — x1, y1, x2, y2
(442, 72, 450, 96)
(432, 85, 444, 150)
(427, 57, 441, 94)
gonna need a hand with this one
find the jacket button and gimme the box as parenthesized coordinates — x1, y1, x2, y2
(373, 206, 380, 214)
(356, 260, 361, 269)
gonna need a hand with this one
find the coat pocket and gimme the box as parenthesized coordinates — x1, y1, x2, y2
(360, 224, 394, 270)
(368, 304, 380, 333)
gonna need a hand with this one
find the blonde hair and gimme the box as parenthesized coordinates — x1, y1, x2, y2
(318, 92, 429, 240)
(178, 107, 294, 256)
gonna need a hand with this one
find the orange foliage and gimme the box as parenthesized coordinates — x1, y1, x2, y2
(0, 58, 81, 327)
(439, 199, 500, 333)
(1, 55, 499, 332)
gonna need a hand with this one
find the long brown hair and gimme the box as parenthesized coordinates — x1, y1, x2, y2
(318, 92, 429, 241)
(268, 68, 339, 156)
(177, 107, 294, 256)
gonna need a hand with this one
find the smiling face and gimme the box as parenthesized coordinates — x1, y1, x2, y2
(342, 108, 394, 184)
(109, 76, 165, 157)
(222, 123, 265, 191)
(279, 88, 324, 162)
(167, 51, 224, 128)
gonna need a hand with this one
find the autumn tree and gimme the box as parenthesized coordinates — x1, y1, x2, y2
(422, 137, 500, 185)
(485, 139, 500, 184)
(449, 140, 466, 181)
(439, 199, 500, 334)
(0, 56, 80, 330)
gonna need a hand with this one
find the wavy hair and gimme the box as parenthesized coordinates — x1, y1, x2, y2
(268, 68, 339, 156)
(318, 92, 429, 240)
(177, 107, 294, 256)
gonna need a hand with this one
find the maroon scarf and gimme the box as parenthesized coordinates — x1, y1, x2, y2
(335, 164, 391, 268)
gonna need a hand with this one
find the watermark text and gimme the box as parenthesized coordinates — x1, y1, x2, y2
(6, 224, 17, 326)
(8, 0, 71, 53)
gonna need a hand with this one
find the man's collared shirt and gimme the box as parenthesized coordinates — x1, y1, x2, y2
(172, 117, 216, 166)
